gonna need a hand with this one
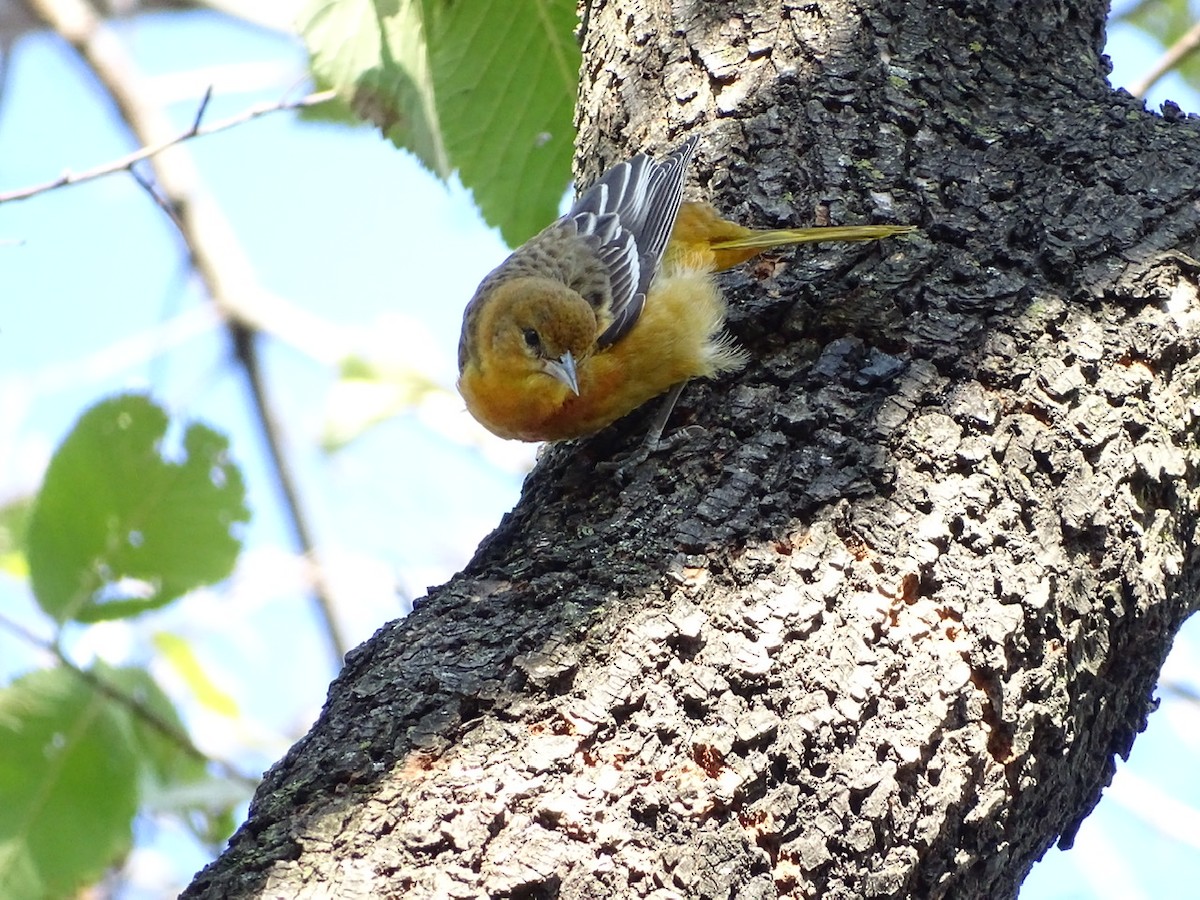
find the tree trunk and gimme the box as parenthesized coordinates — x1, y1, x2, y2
(185, 0, 1200, 897)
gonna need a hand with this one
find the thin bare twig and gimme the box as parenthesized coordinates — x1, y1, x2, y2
(25, 0, 351, 667)
(1130, 18, 1200, 99)
(130, 163, 185, 232)
(0, 86, 336, 205)
(191, 84, 215, 132)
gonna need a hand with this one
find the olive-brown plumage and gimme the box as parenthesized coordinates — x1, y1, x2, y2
(457, 138, 914, 444)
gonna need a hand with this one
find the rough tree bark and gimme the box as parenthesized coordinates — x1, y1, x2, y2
(185, 0, 1200, 897)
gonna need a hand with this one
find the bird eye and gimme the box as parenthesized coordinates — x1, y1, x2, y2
(522, 328, 542, 351)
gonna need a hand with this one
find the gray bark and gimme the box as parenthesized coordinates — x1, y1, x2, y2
(185, 0, 1200, 897)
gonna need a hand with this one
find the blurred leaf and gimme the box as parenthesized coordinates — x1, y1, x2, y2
(108, 664, 248, 847)
(26, 394, 250, 624)
(200, 806, 240, 846)
(0, 668, 140, 900)
(303, 0, 450, 173)
(98, 663, 206, 789)
(99, 664, 247, 845)
(301, 0, 579, 245)
(1118, 0, 1200, 88)
(322, 354, 445, 451)
(1120, 0, 1194, 36)
(0, 496, 32, 579)
(153, 632, 240, 718)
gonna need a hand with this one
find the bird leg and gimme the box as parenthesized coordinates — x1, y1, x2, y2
(599, 381, 700, 478)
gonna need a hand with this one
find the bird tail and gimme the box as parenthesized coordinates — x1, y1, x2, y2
(705, 223, 916, 270)
(668, 201, 916, 272)
(709, 224, 916, 250)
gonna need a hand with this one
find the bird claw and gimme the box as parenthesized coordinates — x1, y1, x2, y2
(598, 425, 707, 481)
(658, 425, 707, 451)
(596, 447, 651, 481)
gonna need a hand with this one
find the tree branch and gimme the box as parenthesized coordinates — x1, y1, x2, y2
(1129, 18, 1200, 99)
(184, 0, 1200, 896)
(23, 0, 351, 667)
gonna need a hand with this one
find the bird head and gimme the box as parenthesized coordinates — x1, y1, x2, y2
(478, 276, 597, 396)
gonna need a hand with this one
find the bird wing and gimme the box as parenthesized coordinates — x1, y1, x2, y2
(566, 136, 699, 349)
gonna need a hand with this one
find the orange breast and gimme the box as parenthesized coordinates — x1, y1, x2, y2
(460, 266, 745, 443)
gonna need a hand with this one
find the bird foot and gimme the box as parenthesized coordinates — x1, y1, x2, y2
(598, 425, 706, 481)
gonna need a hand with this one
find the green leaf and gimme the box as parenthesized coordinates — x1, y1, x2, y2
(305, 0, 451, 174)
(97, 664, 206, 789)
(100, 664, 247, 846)
(295, 89, 366, 127)
(0, 668, 140, 900)
(302, 0, 579, 245)
(26, 394, 250, 624)
(1119, 0, 1194, 38)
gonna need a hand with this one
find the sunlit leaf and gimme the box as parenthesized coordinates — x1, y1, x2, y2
(301, 0, 579, 245)
(0, 496, 32, 579)
(322, 354, 446, 450)
(152, 632, 240, 719)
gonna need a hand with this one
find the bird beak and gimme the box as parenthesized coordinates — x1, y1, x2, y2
(542, 351, 579, 395)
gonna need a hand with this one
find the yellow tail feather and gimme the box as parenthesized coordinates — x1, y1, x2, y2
(709, 224, 917, 250)
(667, 202, 916, 273)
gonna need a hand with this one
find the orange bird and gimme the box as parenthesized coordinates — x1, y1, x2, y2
(457, 137, 913, 449)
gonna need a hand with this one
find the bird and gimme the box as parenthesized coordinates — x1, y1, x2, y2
(457, 137, 914, 455)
